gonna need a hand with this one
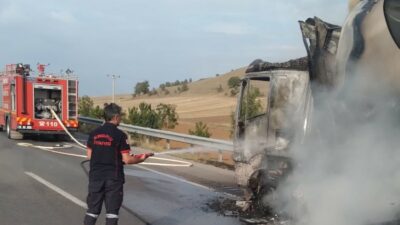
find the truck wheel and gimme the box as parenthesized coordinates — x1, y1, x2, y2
(6, 118, 23, 140)
(6, 118, 10, 138)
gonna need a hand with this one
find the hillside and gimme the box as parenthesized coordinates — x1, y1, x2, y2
(92, 67, 247, 141)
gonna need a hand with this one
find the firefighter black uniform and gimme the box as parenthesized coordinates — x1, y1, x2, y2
(84, 122, 131, 225)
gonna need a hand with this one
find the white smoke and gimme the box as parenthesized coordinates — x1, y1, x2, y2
(268, 71, 400, 225)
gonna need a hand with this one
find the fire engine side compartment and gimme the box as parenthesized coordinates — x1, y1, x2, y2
(0, 76, 15, 129)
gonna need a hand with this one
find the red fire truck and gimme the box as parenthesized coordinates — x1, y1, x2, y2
(0, 63, 79, 139)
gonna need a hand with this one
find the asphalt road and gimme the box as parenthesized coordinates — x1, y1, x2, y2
(0, 133, 243, 225)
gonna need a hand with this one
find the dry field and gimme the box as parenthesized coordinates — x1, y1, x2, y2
(92, 68, 247, 167)
(93, 68, 247, 141)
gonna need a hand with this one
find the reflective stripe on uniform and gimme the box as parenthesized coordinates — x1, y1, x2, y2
(86, 213, 99, 218)
(106, 214, 119, 219)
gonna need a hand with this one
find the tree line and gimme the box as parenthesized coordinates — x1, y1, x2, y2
(133, 79, 191, 97)
(78, 95, 212, 138)
(133, 75, 245, 98)
(78, 95, 179, 130)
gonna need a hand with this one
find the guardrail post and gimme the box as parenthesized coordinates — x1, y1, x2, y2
(166, 139, 170, 150)
(218, 149, 223, 163)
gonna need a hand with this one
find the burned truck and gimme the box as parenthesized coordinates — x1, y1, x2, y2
(233, 17, 340, 202)
(233, 0, 400, 205)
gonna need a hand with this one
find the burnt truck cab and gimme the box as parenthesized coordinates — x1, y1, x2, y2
(233, 17, 341, 199)
(233, 69, 312, 198)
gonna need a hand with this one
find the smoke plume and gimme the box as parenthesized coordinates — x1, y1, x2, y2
(268, 71, 400, 225)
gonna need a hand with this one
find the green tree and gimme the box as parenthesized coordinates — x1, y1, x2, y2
(123, 102, 179, 130)
(124, 102, 160, 128)
(148, 88, 158, 96)
(134, 81, 150, 95)
(227, 76, 241, 89)
(78, 95, 94, 116)
(230, 88, 239, 96)
(77, 95, 105, 135)
(156, 103, 179, 129)
(90, 105, 104, 119)
(159, 84, 166, 91)
(180, 83, 189, 92)
(189, 121, 212, 138)
(240, 87, 263, 121)
(78, 95, 104, 119)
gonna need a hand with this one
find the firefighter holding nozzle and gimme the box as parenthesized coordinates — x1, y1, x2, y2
(84, 103, 153, 225)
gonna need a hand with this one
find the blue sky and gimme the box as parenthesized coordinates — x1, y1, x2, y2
(0, 0, 348, 96)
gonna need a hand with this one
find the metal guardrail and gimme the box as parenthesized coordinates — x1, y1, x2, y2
(78, 116, 234, 152)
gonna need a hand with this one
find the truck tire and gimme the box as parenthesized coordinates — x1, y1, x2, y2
(6, 117, 10, 137)
(6, 118, 23, 140)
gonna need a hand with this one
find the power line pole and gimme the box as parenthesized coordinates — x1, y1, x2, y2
(107, 74, 120, 103)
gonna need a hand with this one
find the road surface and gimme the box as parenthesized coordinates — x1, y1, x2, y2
(0, 133, 243, 225)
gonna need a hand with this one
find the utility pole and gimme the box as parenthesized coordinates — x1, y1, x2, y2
(107, 74, 120, 103)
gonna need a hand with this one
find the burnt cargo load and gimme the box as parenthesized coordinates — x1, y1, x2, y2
(0, 63, 79, 139)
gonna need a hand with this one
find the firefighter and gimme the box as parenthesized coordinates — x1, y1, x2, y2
(83, 103, 152, 225)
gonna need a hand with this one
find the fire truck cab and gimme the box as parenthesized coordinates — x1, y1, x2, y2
(0, 63, 79, 139)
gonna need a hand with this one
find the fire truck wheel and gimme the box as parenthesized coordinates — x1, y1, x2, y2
(6, 117, 10, 138)
(6, 118, 23, 140)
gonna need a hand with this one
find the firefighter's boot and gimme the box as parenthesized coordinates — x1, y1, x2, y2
(84, 213, 98, 225)
(106, 214, 119, 225)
